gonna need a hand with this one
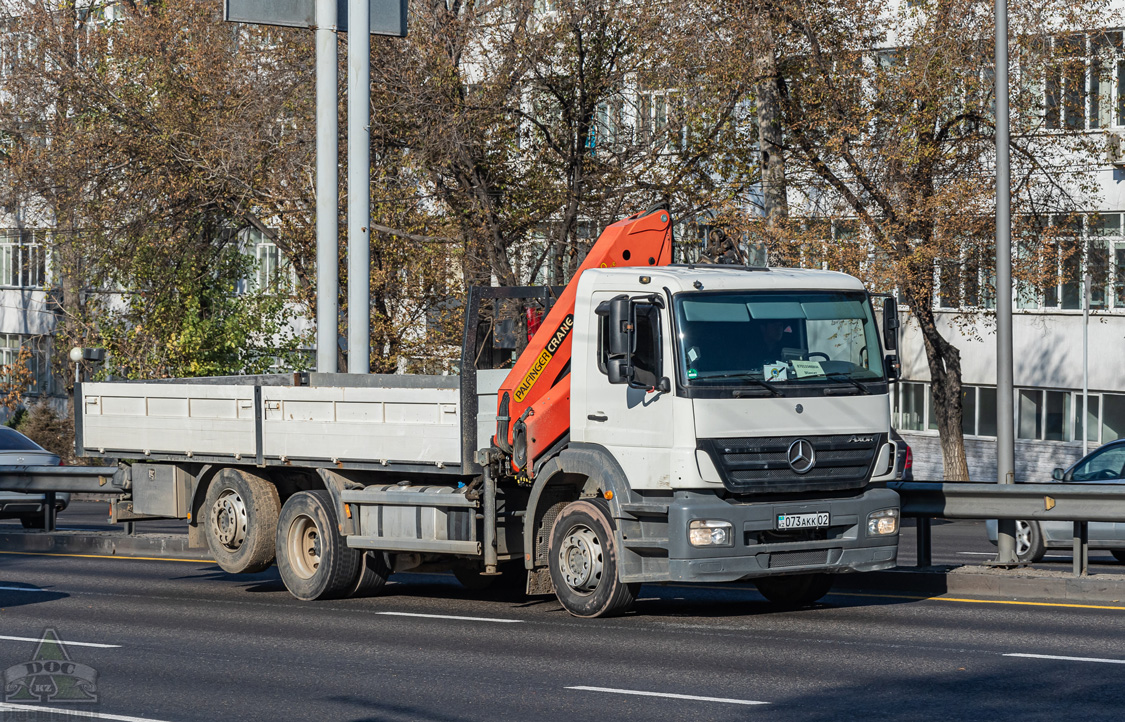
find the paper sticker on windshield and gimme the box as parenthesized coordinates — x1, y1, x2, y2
(764, 363, 788, 381)
(790, 360, 824, 378)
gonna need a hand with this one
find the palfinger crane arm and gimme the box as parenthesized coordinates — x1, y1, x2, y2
(492, 205, 674, 475)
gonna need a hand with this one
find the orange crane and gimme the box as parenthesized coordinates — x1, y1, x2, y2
(493, 205, 674, 476)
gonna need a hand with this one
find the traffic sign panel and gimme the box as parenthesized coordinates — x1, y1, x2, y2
(224, 0, 408, 36)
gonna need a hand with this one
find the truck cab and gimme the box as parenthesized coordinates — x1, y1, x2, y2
(527, 264, 900, 610)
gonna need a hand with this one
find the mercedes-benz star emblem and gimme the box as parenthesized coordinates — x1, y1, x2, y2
(787, 439, 816, 474)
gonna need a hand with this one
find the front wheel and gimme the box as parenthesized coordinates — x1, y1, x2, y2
(754, 573, 834, 607)
(276, 490, 362, 601)
(1013, 519, 1045, 563)
(548, 499, 638, 618)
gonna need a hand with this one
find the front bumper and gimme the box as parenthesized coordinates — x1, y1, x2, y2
(618, 487, 899, 584)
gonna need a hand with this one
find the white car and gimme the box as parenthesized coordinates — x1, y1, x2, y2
(986, 439, 1125, 563)
(0, 425, 68, 529)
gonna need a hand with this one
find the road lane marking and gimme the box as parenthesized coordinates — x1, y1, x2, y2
(0, 585, 46, 592)
(0, 635, 121, 649)
(376, 611, 523, 624)
(1004, 653, 1125, 665)
(0, 702, 168, 721)
(830, 591, 1125, 611)
(567, 686, 767, 706)
(0, 550, 210, 564)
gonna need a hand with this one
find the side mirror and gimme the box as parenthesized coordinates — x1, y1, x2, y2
(882, 297, 899, 351)
(1051, 468, 1065, 481)
(884, 354, 900, 381)
(607, 358, 633, 385)
(607, 295, 635, 357)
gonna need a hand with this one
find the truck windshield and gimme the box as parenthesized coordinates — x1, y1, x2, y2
(673, 290, 885, 389)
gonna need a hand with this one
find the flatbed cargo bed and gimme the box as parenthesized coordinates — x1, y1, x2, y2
(76, 371, 506, 474)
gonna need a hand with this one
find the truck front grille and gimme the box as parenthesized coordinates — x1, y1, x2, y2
(767, 549, 830, 568)
(699, 433, 884, 495)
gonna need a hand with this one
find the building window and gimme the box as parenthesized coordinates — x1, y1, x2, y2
(0, 334, 50, 396)
(240, 229, 292, 293)
(893, 381, 927, 431)
(0, 230, 47, 289)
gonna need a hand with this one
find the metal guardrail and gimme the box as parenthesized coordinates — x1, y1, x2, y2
(0, 465, 127, 494)
(0, 465, 128, 532)
(890, 481, 1124, 576)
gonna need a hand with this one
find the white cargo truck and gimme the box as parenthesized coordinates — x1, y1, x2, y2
(68, 208, 902, 617)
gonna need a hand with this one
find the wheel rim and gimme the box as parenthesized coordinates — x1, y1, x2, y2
(211, 488, 248, 552)
(286, 513, 322, 580)
(558, 524, 603, 594)
(1014, 520, 1032, 556)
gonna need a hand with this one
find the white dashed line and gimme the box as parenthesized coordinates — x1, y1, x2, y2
(375, 611, 523, 624)
(566, 686, 768, 706)
(0, 702, 169, 721)
(0, 635, 121, 649)
(1004, 653, 1125, 665)
(0, 585, 47, 592)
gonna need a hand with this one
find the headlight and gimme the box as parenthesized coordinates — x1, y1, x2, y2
(689, 519, 733, 547)
(867, 508, 899, 536)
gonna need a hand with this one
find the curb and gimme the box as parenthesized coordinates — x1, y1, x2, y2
(0, 530, 211, 562)
(834, 566, 1125, 605)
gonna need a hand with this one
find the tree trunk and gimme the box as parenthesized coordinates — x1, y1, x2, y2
(910, 300, 971, 481)
(752, 8, 788, 235)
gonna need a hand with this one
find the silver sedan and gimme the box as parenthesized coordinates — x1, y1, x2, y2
(986, 439, 1125, 563)
(0, 425, 68, 528)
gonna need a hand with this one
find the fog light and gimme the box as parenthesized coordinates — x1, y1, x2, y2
(867, 508, 899, 536)
(689, 519, 733, 547)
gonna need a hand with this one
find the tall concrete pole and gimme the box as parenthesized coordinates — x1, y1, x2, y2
(347, 0, 371, 374)
(993, 0, 1017, 564)
(1083, 272, 1091, 455)
(315, 0, 339, 374)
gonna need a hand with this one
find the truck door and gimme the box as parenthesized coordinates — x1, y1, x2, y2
(582, 292, 675, 486)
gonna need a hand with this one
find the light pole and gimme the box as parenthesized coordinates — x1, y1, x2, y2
(992, 0, 1018, 565)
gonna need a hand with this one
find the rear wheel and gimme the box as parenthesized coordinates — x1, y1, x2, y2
(754, 573, 834, 607)
(203, 469, 280, 574)
(1013, 519, 1045, 563)
(1111, 550, 1125, 564)
(19, 514, 43, 530)
(276, 490, 361, 601)
(548, 499, 638, 618)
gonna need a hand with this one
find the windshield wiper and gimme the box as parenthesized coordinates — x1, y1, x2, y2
(695, 373, 782, 397)
(821, 373, 871, 395)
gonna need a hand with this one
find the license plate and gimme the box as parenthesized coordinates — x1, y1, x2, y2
(776, 512, 830, 530)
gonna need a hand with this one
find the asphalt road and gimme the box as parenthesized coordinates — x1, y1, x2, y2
(0, 550, 1123, 722)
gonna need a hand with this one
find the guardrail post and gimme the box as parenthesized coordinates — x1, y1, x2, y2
(916, 516, 932, 568)
(1073, 521, 1088, 577)
(43, 491, 56, 532)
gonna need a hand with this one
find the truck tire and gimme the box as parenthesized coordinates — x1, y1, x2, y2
(19, 514, 43, 530)
(203, 468, 280, 574)
(548, 498, 638, 618)
(754, 573, 834, 607)
(276, 490, 362, 601)
(1014, 519, 1045, 563)
(348, 551, 391, 598)
(1112, 551, 1125, 564)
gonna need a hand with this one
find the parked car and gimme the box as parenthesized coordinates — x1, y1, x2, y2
(986, 439, 1125, 563)
(0, 426, 68, 529)
(891, 429, 914, 481)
